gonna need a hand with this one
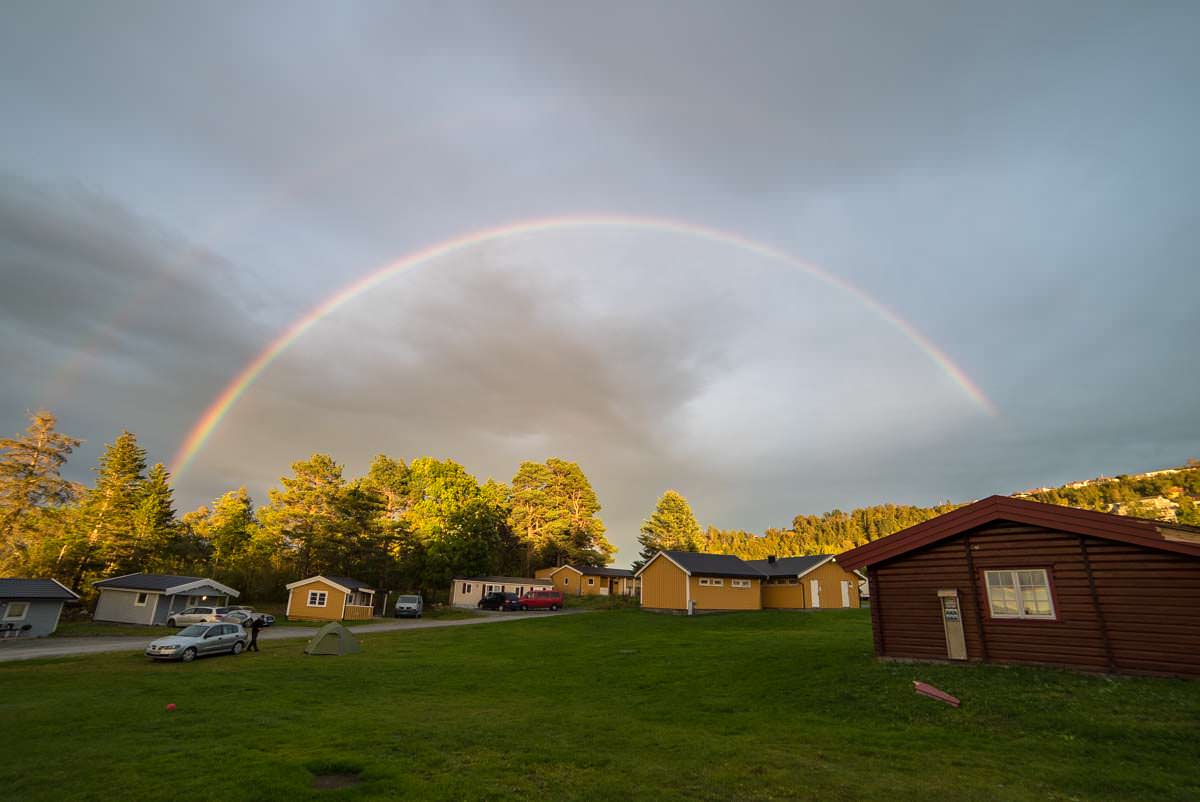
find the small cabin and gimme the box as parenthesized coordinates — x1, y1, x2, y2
(838, 496, 1200, 678)
(547, 565, 638, 597)
(637, 551, 764, 613)
(93, 573, 239, 625)
(0, 578, 79, 638)
(286, 576, 376, 622)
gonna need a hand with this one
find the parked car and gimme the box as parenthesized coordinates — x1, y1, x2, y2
(145, 622, 247, 662)
(166, 607, 221, 626)
(478, 591, 519, 611)
(517, 590, 564, 611)
(393, 594, 424, 618)
(220, 609, 275, 627)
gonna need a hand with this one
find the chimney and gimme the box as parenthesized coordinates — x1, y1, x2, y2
(767, 555, 776, 565)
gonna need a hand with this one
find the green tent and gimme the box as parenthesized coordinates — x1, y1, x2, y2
(304, 622, 362, 656)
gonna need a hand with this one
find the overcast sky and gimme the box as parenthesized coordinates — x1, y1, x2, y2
(2, 2, 1198, 565)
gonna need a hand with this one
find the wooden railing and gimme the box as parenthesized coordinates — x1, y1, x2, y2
(343, 604, 374, 620)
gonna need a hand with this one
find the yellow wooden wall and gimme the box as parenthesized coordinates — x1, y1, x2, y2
(759, 562, 862, 609)
(287, 579, 348, 621)
(552, 568, 581, 596)
(689, 577, 762, 611)
(640, 556, 688, 609)
(806, 561, 861, 609)
(761, 582, 806, 609)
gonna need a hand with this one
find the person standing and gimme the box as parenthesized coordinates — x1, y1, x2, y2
(247, 615, 264, 652)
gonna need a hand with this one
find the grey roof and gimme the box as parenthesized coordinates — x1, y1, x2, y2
(325, 576, 373, 592)
(744, 555, 832, 577)
(452, 575, 553, 585)
(0, 578, 79, 600)
(565, 565, 635, 577)
(659, 551, 765, 578)
(93, 573, 213, 591)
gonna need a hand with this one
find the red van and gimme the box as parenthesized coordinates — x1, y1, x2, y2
(518, 590, 564, 611)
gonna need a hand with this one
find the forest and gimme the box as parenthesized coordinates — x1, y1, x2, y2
(0, 411, 613, 602)
(3, 410, 1197, 603)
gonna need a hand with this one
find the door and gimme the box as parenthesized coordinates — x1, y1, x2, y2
(938, 590, 967, 660)
(840, 580, 851, 608)
(810, 579, 821, 608)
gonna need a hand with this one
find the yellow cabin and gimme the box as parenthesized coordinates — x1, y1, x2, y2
(637, 551, 863, 613)
(285, 576, 376, 622)
(636, 551, 764, 613)
(547, 565, 639, 597)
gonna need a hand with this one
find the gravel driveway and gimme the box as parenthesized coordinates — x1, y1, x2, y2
(0, 609, 581, 663)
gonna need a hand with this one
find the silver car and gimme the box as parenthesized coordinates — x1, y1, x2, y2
(393, 594, 423, 618)
(145, 623, 247, 662)
(221, 609, 275, 627)
(166, 606, 221, 627)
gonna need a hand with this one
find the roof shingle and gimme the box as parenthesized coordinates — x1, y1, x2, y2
(0, 578, 80, 600)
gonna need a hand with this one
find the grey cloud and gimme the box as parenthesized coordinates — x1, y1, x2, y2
(2, 4, 1198, 562)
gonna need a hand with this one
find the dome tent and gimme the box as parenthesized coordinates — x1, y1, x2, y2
(304, 622, 362, 656)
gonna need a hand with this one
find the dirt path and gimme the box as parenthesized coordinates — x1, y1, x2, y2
(0, 609, 582, 663)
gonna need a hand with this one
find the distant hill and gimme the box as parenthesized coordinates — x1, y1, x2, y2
(701, 463, 1200, 559)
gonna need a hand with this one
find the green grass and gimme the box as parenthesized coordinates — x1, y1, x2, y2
(4, 610, 1198, 801)
(52, 621, 177, 638)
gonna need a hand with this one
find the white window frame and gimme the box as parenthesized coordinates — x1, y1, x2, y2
(3, 601, 30, 621)
(134, 592, 149, 607)
(984, 569, 1056, 620)
(307, 590, 328, 608)
(698, 577, 725, 587)
(463, 583, 472, 594)
(587, 577, 595, 586)
(731, 579, 751, 589)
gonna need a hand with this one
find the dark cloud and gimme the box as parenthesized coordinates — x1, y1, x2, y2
(0, 177, 267, 467)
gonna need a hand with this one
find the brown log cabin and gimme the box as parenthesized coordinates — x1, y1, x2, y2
(837, 496, 1200, 678)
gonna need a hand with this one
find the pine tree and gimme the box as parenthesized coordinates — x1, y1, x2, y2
(0, 410, 82, 574)
(258, 454, 348, 577)
(71, 430, 148, 588)
(635, 489, 701, 568)
(508, 458, 613, 570)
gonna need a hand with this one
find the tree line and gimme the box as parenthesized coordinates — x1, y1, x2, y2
(0, 411, 613, 602)
(633, 489, 961, 565)
(5, 410, 1196, 602)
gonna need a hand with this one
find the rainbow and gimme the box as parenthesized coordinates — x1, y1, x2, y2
(169, 214, 996, 478)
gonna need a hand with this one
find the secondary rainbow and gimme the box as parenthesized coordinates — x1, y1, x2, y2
(170, 214, 996, 478)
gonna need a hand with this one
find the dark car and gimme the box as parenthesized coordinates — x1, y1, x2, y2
(477, 591, 519, 611)
(518, 590, 564, 611)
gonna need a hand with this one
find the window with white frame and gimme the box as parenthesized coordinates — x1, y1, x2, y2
(463, 583, 472, 594)
(985, 570, 1054, 619)
(3, 602, 29, 621)
(698, 577, 724, 587)
(134, 592, 149, 607)
(587, 577, 595, 585)
(307, 591, 328, 608)
(731, 579, 752, 589)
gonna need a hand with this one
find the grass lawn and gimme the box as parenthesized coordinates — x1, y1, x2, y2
(52, 621, 177, 638)
(4, 610, 1198, 801)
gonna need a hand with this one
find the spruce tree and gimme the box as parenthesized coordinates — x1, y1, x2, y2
(636, 489, 702, 568)
(132, 463, 179, 571)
